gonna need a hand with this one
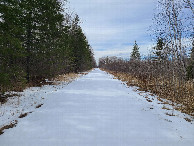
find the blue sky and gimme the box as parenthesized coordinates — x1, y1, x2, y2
(68, 0, 157, 61)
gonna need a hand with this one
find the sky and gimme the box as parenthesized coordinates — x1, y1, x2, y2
(68, 0, 157, 61)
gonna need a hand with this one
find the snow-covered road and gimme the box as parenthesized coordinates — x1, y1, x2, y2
(0, 69, 194, 146)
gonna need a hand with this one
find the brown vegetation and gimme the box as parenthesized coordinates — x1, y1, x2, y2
(0, 120, 18, 135)
(100, 57, 194, 116)
(53, 73, 80, 84)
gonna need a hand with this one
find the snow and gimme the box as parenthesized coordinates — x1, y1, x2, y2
(0, 68, 194, 146)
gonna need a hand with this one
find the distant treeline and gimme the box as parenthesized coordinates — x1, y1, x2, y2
(0, 0, 96, 94)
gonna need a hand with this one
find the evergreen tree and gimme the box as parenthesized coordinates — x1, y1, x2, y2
(130, 41, 141, 61)
(20, 0, 66, 82)
(0, 0, 26, 92)
(153, 38, 166, 60)
(0, 0, 96, 96)
(68, 15, 95, 72)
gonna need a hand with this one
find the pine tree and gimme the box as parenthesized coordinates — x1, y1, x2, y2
(68, 14, 95, 72)
(0, 0, 26, 92)
(153, 38, 166, 60)
(0, 0, 96, 95)
(130, 41, 141, 61)
(20, 0, 66, 81)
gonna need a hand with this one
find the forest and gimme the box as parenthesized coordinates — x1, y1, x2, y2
(0, 0, 96, 98)
(99, 0, 194, 115)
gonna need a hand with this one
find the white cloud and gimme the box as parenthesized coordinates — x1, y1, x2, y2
(68, 0, 156, 61)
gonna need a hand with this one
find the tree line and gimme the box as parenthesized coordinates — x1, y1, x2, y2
(0, 0, 96, 95)
(99, 0, 194, 114)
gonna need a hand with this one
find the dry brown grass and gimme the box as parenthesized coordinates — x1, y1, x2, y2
(0, 120, 18, 135)
(53, 73, 80, 84)
(104, 69, 194, 116)
(53, 69, 93, 84)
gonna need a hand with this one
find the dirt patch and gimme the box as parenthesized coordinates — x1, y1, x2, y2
(164, 119, 172, 122)
(19, 113, 28, 118)
(0, 97, 8, 104)
(0, 120, 18, 135)
(184, 118, 192, 123)
(18, 111, 33, 118)
(165, 112, 176, 116)
(146, 99, 153, 102)
(36, 104, 43, 108)
(162, 106, 171, 110)
(0, 93, 20, 105)
(144, 96, 153, 103)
